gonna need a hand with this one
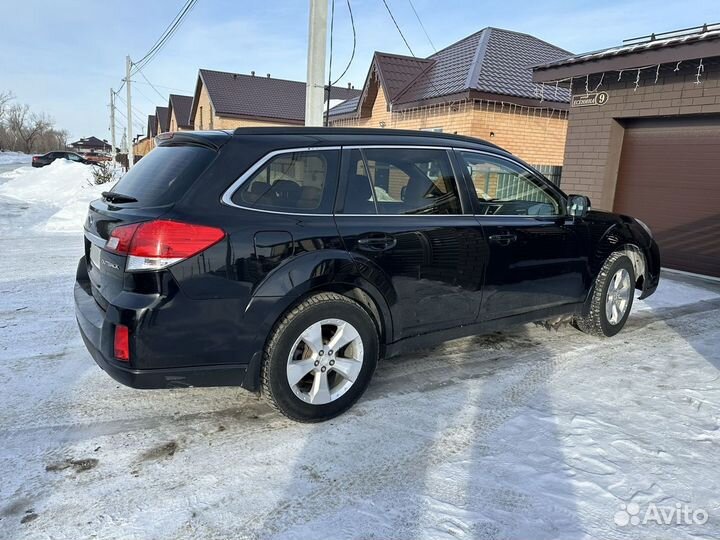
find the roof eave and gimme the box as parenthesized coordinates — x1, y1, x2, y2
(393, 90, 569, 110)
(533, 38, 720, 82)
(213, 111, 305, 125)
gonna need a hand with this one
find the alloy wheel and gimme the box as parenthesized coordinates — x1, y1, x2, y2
(286, 318, 364, 405)
(605, 268, 632, 325)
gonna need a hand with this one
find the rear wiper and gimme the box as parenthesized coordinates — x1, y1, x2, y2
(102, 191, 137, 204)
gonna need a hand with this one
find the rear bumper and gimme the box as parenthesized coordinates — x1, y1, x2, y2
(74, 279, 248, 390)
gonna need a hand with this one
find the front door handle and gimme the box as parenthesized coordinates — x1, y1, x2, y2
(357, 235, 397, 252)
(488, 233, 517, 246)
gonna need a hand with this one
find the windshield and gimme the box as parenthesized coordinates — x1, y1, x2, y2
(110, 145, 216, 206)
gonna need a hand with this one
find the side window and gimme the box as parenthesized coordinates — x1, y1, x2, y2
(458, 152, 561, 216)
(341, 147, 462, 215)
(233, 150, 339, 213)
(68, 153, 81, 162)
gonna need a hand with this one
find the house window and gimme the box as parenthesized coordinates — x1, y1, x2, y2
(209, 105, 214, 130)
(199, 106, 203, 130)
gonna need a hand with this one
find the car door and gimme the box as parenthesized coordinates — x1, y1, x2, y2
(455, 150, 589, 321)
(334, 146, 488, 340)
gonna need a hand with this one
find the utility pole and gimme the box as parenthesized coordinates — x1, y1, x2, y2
(109, 89, 117, 164)
(304, 0, 327, 127)
(125, 56, 134, 169)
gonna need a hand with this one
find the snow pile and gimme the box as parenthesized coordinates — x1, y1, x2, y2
(0, 159, 110, 232)
(0, 150, 32, 166)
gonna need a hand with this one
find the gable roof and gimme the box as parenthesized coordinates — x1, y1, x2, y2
(373, 52, 434, 101)
(191, 69, 362, 124)
(155, 106, 169, 132)
(168, 94, 194, 129)
(147, 114, 157, 137)
(331, 27, 572, 118)
(69, 136, 112, 150)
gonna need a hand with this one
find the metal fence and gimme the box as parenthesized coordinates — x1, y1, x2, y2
(531, 164, 562, 187)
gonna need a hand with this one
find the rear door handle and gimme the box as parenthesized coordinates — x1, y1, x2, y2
(488, 233, 517, 246)
(357, 235, 397, 252)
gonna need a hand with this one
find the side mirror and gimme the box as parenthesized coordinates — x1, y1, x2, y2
(567, 194, 590, 217)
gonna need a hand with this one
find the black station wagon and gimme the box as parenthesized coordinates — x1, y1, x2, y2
(75, 128, 660, 422)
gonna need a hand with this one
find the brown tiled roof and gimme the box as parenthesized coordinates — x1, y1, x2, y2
(155, 107, 169, 132)
(373, 52, 434, 101)
(147, 115, 157, 137)
(193, 69, 361, 123)
(69, 136, 112, 150)
(331, 27, 572, 118)
(168, 94, 193, 129)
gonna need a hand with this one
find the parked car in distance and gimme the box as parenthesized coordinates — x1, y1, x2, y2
(32, 151, 91, 167)
(75, 128, 660, 422)
(83, 151, 112, 163)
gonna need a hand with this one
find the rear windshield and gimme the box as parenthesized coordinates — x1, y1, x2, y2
(110, 145, 216, 205)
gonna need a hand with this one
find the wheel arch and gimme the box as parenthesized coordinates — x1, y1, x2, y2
(591, 221, 648, 289)
(240, 264, 394, 392)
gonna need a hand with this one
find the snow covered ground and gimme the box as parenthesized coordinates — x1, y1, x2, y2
(0, 158, 105, 233)
(1, 166, 719, 539)
(0, 151, 32, 176)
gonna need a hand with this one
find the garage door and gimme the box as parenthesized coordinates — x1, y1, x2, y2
(614, 116, 720, 277)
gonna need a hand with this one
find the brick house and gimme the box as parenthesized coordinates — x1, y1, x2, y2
(168, 94, 194, 131)
(533, 23, 720, 277)
(68, 136, 114, 154)
(189, 69, 360, 130)
(155, 106, 170, 135)
(328, 27, 572, 175)
(132, 114, 157, 157)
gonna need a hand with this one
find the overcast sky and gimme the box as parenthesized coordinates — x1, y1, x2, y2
(2, 0, 718, 140)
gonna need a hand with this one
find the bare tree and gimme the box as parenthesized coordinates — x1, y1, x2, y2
(0, 90, 13, 123)
(0, 91, 70, 153)
(6, 104, 53, 153)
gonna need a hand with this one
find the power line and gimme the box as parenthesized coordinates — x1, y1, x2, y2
(114, 93, 148, 129)
(378, 0, 445, 98)
(137, 70, 167, 101)
(325, 0, 337, 125)
(331, 0, 357, 85)
(407, 0, 435, 52)
(132, 83, 161, 107)
(112, 1, 196, 97)
(133, 80, 193, 94)
(380, 0, 415, 56)
(131, 0, 198, 74)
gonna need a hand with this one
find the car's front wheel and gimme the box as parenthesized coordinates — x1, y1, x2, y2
(574, 252, 635, 337)
(261, 292, 379, 422)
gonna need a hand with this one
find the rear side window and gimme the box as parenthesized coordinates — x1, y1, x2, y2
(232, 150, 339, 214)
(110, 145, 216, 205)
(341, 147, 462, 215)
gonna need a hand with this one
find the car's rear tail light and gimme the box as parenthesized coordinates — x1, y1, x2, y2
(106, 223, 139, 254)
(106, 220, 225, 272)
(114, 324, 130, 361)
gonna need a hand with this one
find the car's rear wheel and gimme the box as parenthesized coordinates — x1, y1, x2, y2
(261, 292, 379, 422)
(574, 252, 635, 337)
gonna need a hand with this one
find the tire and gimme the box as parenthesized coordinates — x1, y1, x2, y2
(574, 252, 635, 338)
(261, 292, 379, 422)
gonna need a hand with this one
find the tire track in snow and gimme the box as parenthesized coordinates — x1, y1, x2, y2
(229, 304, 720, 539)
